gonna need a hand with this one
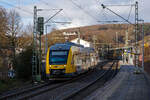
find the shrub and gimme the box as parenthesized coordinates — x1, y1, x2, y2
(16, 46, 33, 80)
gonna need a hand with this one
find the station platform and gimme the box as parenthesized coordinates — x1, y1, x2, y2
(84, 62, 150, 100)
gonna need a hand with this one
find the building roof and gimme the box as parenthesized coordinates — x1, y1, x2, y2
(71, 38, 90, 44)
(71, 38, 92, 47)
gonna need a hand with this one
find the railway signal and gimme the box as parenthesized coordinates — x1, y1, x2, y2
(32, 7, 45, 82)
(32, 6, 66, 82)
(37, 17, 44, 35)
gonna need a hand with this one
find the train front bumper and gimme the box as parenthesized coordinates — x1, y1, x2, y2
(48, 69, 75, 78)
(50, 69, 65, 75)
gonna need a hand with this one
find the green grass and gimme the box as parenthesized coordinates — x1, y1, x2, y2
(0, 80, 8, 93)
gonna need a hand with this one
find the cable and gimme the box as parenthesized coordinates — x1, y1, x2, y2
(44, 9, 63, 24)
(32, 0, 37, 5)
(127, 5, 133, 20)
(102, 4, 134, 7)
(102, 9, 109, 21)
(94, 0, 102, 10)
(125, 5, 133, 30)
(38, 0, 49, 6)
(0, 1, 33, 15)
(68, 0, 99, 21)
(101, 4, 133, 25)
(61, 10, 72, 22)
(38, 0, 72, 22)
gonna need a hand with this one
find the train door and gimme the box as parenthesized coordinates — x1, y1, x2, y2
(74, 53, 83, 74)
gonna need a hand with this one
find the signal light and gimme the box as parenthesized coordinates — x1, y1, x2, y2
(37, 17, 44, 35)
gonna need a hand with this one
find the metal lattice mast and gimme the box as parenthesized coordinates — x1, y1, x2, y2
(135, 1, 139, 67)
(141, 20, 144, 70)
(77, 28, 81, 44)
(93, 35, 97, 50)
(101, 1, 140, 67)
(32, 6, 65, 82)
(32, 6, 38, 82)
(116, 32, 119, 48)
(38, 21, 42, 81)
(125, 30, 129, 47)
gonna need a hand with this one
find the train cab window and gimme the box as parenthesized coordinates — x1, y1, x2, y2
(49, 50, 69, 65)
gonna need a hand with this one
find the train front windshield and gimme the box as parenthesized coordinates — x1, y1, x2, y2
(49, 50, 69, 65)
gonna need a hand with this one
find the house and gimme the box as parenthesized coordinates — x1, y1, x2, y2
(63, 32, 77, 36)
(71, 38, 93, 47)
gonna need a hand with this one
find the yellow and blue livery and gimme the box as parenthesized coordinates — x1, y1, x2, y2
(46, 42, 98, 78)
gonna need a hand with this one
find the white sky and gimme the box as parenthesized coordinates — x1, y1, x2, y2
(0, 0, 149, 30)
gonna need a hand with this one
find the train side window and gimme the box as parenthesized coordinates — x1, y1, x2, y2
(74, 55, 77, 65)
(71, 55, 74, 64)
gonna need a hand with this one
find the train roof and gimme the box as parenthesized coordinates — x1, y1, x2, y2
(50, 42, 84, 50)
(65, 42, 84, 47)
(50, 44, 71, 50)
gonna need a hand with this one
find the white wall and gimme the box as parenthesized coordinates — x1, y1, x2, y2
(71, 38, 91, 47)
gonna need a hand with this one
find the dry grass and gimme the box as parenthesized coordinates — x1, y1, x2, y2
(0, 79, 31, 94)
(144, 56, 150, 75)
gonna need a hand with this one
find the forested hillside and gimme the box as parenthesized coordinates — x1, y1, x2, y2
(47, 23, 150, 48)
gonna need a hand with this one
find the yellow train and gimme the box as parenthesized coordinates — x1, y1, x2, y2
(46, 42, 98, 78)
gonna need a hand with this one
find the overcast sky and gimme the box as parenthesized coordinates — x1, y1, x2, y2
(0, 0, 149, 30)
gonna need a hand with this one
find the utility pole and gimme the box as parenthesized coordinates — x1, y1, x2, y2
(135, 1, 139, 68)
(101, 4, 133, 25)
(32, 6, 69, 82)
(141, 20, 144, 71)
(101, 1, 139, 67)
(138, 19, 144, 70)
(32, 6, 38, 82)
(93, 35, 96, 50)
(32, 7, 44, 82)
(116, 32, 119, 48)
(125, 30, 129, 47)
(77, 28, 81, 44)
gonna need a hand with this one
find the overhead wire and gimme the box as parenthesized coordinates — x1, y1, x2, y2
(38, 0, 49, 6)
(102, 9, 109, 22)
(94, 0, 102, 10)
(101, 4, 134, 7)
(31, 0, 37, 5)
(126, 5, 133, 30)
(68, 0, 99, 22)
(38, 0, 72, 23)
(95, 0, 110, 24)
(94, 0, 105, 19)
(0, 0, 33, 15)
(99, 8, 122, 24)
(127, 5, 133, 20)
(94, 0, 116, 24)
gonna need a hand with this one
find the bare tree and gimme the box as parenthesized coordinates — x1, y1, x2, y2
(7, 10, 22, 67)
(0, 7, 8, 48)
(0, 7, 10, 70)
(17, 24, 33, 49)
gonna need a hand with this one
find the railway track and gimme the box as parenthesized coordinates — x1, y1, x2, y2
(27, 61, 116, 100)
(0, 61, 108, 100)
(63, 61, 118, 100)
(0, 82, 52, 100)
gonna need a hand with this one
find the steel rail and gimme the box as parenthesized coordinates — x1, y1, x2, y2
(0, 82, 50, 100)
(18, 61, 108, 100)
(63, 61, 117, 100)
(0, 61, 108, 100)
